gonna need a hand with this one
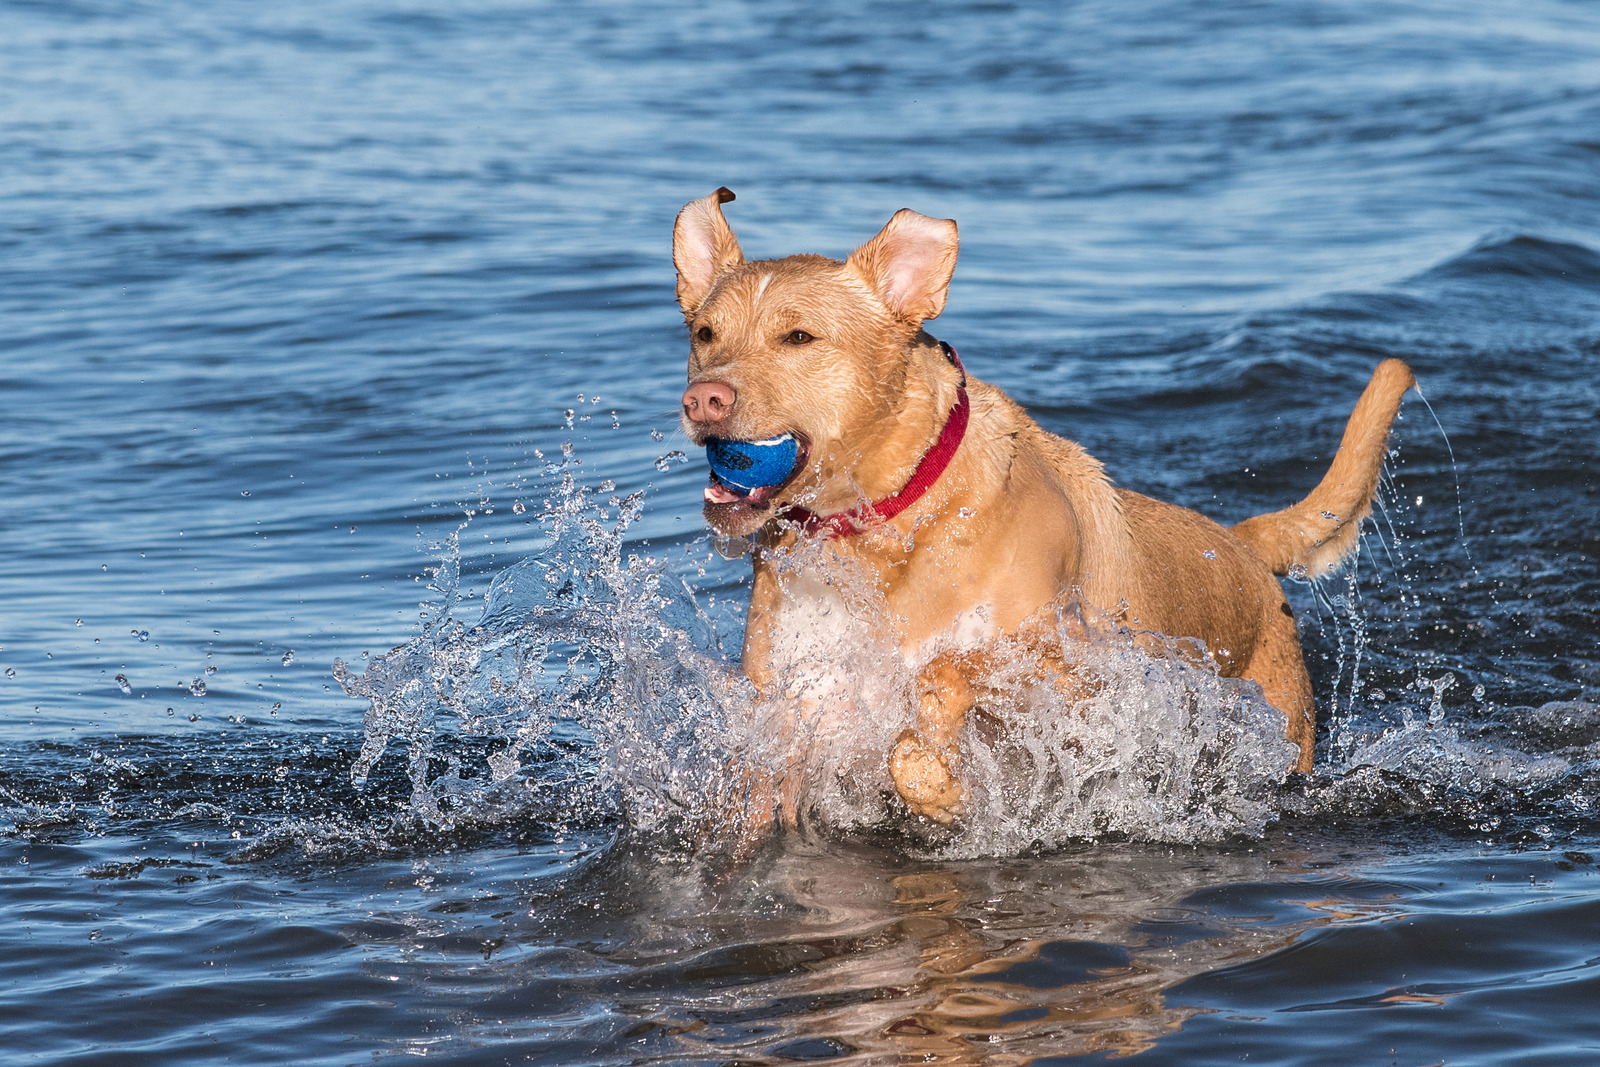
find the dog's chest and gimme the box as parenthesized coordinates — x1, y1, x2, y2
(766, 567, 996, 677)
(764, 569, 858, 673)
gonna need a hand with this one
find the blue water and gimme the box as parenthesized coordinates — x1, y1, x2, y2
(4, 0, 1600, 1063)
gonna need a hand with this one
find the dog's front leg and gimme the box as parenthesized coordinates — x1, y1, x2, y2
(740, 559, 780, 697)
(733, 562, 805, 835)
(890, 654, 979, 824)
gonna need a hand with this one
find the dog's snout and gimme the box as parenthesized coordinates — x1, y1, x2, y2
(682, 380, 736, 424)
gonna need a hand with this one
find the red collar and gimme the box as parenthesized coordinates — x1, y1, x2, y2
(782, 343, 970, 539)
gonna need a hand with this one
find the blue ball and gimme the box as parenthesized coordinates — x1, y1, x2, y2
(706, 434, 799, 493)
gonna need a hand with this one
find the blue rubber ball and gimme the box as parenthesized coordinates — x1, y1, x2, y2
(706, 434, 799, 493)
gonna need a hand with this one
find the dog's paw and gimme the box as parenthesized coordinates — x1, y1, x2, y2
(889, 729, 966, 824)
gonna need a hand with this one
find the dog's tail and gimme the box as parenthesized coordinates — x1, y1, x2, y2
(1231, 359, 1416, 579)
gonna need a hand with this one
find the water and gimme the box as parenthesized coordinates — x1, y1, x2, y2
(3, 0, 1599, 1062)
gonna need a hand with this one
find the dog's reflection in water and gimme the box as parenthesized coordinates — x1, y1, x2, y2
(617, 842, 1363, 1065)
(873, 868, 1207, 1062)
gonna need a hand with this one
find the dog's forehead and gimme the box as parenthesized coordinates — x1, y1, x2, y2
(703, 255, 858, 317)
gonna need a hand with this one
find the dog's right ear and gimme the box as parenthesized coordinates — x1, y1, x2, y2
(673, 187, 745, 317)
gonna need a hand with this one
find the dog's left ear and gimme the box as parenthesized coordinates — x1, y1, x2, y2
(847, 209, 959, 324)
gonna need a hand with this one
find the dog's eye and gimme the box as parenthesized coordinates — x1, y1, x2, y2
(783, 329, 815, 346)
(695, 325, 714, 344)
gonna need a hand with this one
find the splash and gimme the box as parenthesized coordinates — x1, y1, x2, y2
(333, 412, 1599, 856)
(1269, 415, 1600, 837)
(336, 455, 1308, 855)
(334, 467, 758, 847)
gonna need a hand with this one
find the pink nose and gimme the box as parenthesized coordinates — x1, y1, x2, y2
(682, 380, 736, 424)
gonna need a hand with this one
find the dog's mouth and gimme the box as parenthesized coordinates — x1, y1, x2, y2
(701, 433, 811, 536)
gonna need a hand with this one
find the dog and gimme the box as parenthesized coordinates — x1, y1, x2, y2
(674, 187, 1413, 824)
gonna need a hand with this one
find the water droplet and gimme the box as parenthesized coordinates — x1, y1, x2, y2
(188, 713, 199, 722)
(564, 408, 575, 428)
(654, 450, 687, 472)
(101, 563, 107, 571)
(115, 673, 132, 694)
(1287, 563, 1309, 582)
(75, 618, 83, 627)
(188, 678, 207, 696)
(713, 535, 750, 560)
(271, 702, 281, 714)
(133, 629, 149, 642)
(650, 429, 665, 442)
(512, 501, 526, 514)
(204, 664, 218, 675)
(281, 650, 295, 666)
(241, 490, 251, 497)
(1319, 511, 1338, 521)
(598, 480, 616, 493)
(1473, 684, 1486, 701)
(1202, 549, 1216, 560)
(1422, 672, 1455, 725)
(4, 667, 14, 679)
(166, 707, 174, 716)
(1369, 689, 1386, 702)
(958, 507, 975, 520)
(575, 393, 585, 403)
(1415, 495, 1424, 506)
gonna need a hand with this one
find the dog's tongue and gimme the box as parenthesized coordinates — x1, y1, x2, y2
(703, 478, 779, 506)
(704, 480, 745, 505)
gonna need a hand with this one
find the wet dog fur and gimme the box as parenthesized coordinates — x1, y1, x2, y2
(674, 188, 1414, 824)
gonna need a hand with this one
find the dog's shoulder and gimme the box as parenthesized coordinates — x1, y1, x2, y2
(959, 377, 1135, 599)
(965, 378, 1113, 491)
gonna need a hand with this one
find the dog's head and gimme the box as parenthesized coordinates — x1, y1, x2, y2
(674, 188, 959, 538)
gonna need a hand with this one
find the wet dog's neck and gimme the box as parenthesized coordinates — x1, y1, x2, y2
(797, 336, 967, 522)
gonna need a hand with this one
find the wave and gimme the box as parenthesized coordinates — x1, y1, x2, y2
(1409, 233, 1600, 288)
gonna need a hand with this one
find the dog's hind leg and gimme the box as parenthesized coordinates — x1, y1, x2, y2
(1239, 603, 1315, 773)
